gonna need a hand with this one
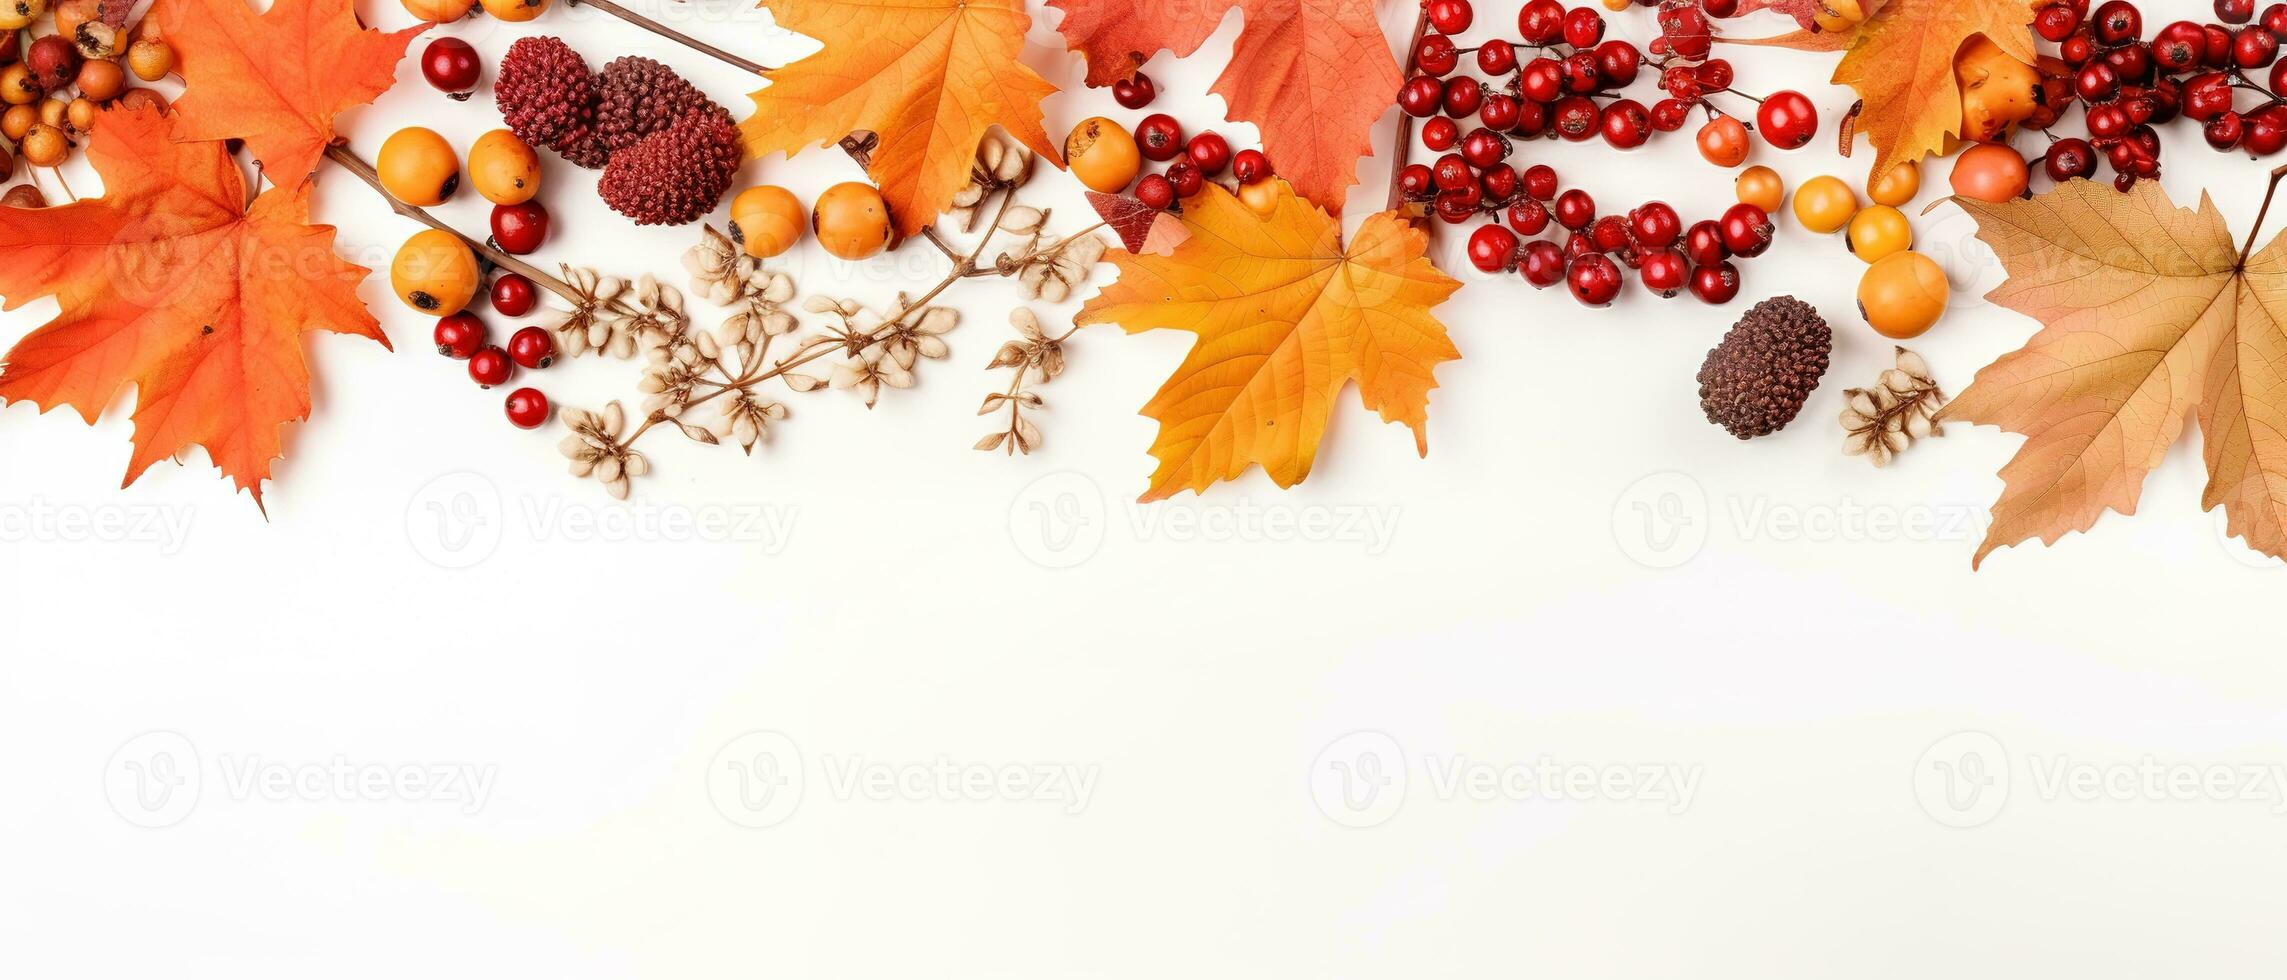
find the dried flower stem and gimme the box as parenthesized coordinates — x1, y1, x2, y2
(566, 0, 776, 77)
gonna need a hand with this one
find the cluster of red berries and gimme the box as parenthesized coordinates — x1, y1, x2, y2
(1398, 0, 1808, 305)
(1457, 171, 1773, 305)
(434, 272, 558, 429)
(2015, 0, 2287, 191)
(1108, 71, 1280, 213)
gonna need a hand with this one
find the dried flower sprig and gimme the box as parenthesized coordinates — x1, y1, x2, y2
(977, 308, 1076, 455)
(1841, 346, 1948, 467)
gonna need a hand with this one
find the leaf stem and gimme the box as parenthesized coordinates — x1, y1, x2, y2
(2239, 163, 2287, 270)
(565, 0, 775, 77)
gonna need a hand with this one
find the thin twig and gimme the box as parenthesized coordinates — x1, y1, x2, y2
(2241, 164, 2287, 270)
(567, 0, 775, 76)
(1385, 3, 1433, 214)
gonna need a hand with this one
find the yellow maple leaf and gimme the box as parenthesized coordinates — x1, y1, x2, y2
(1793, 0, 2036, 181)
(1945, 178, 2287, 567)
(739, 0, 1061, 237)
(1077, 181, 1462, 502)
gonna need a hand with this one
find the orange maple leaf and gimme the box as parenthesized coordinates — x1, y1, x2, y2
(154, 0, 423, 185)
(739, 0, 1061, 238)
(1945, 178, 2287, 567)
(1077, 181, 1461, 501)
(1738, 0, 2032, 179)
(1051, 0, 1403, 213)
(0, 105, 384, 504)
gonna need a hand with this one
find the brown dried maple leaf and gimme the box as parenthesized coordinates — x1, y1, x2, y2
(0, 105, 384, 505)
(154, 0, 424, 184)
(1945, 177, 2287, 567)
(1050, 0, 1403, 213)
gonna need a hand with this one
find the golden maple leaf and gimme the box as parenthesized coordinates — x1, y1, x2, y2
(1945, 178, 2287, 567)
(1077, 181, 1461, 502)
(1742, 0, 2034, 181)
(739, 0, 1061, 238)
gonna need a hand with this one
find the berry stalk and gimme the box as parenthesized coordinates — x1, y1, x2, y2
(565, 0, 775, 77)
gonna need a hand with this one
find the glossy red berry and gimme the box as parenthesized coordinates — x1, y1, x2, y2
(1590, 215, 1631, 253)
(1166, 161, 1205, 198)
(1518, 0, 1565, 44)
(2155, 21, 2208, 72)
(1629, 202, 1682, 248)
(1651, 98, 1692, 132)
(2092, 0, 2141, 45)
(2208, 111, 2248, 149)
(504, 387, 550, 430)
(1600, 99, 1651, 149)
(434, 312, 485, 359)
(1467, 224, 1519, 273)
(1399, 75, 1445, 117)
(1433, 152, 1475, 192)
(1719, 203, 1774, 258)
(1507, 198, 1551, 235)
(2222, 0, 2257, 24)
(1442, 75, 1484, 118)
(1231, 149, 1271, 185)
(1684, 220, 1728, 266)
(1562, 7, 1606, 48)
(1185, 131, 1231, 176)
(1594, 40, 1641, 88)
(1697, 59, 1735, 92)
(2238, 25, 2280, 69)
(2036, 3, 2085, 41)
(422, 38, 481, 99)
(1638, 248, 1688, 297)
(1553, 96, 1601, 142)
(1689, 261, 1742, 304)
(468, 346, 513, 388)
(1135, 113, 1184, 161)
(1112, 72, 1157, 109)
(508, 325, 556, 369)
(1561, 51, 1601, 94)
(1428, 0, 1474, 35)
(1520, 58, 1564, 103)
(1417, 34, 1460, 76)
(2267, 2, 2287, 38)
(1523, 164, 1559, 201)
(2076, 62, 2119, 103)
(1477, 39, 1518, 76)
(1461, 128, 1509, 168)
(1479, 94, 1521, 132)
(2183, 72, 2235, 121)
(1520, 240, 1567, 287)
(490, 201, 549, 255)
(2206, 24, 2238, 68)
(1567, 253, 1622, 306)
(2045, 137, 2097, 182)
(1434, 186, 1482, 223)
(1423, 116, 1461, 151)
(1135, 173, 1176, 211)
(490, 273, 537, 317)
(1755, 91, 1819, 150)
(1398, 163, 1436, 200)
(1479, 164, 1520, 203)
(1555, 188, 1596, 230)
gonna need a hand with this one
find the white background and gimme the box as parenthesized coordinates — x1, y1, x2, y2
(6, 0, 2287, 975)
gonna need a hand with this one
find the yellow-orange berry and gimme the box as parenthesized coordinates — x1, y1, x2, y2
(477, 0, 547, 21)
(377, 126, 460, 206)
(467, 129, 540, 205)
(1065, 116, 1141, 193)
(812, 182, 892, 261)
(391, 229, 480, 314)
(1858, 251, 1948, 339)
(730, 185, 805, 259)
(1735, 166, 1785, 213)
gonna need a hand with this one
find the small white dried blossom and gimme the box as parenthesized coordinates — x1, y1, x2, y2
(558, 402, 650, 500)
(1006, 233, 1108, 302)
(829, 347, 914, 408)
(878, 299, 958, 371)
(714, 389, 789, 455)
(949, 131, 1037, 226)
(622, 274, 689, 350)
(551, 266, 635, 359)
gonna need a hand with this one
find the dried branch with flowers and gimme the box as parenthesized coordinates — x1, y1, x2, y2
(976, 308, 1075, 455)
(1841, 347, 1947, 468)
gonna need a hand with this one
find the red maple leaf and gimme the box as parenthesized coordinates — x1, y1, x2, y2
(0, 105, 384, 504)
(155, 0, 423, 184)
(1050, 0, 1403, 212)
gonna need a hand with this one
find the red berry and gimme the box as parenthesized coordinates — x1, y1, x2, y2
(490, 273, 537, 317)
(1520, 58, 1564, 103)
(1423, 116, 1461, 151)
(1427, 0, 1474, 36)
(2183, 72, 2235, 121)
(508, 325, 556, 369)
(1186, 131, 1231, 175)
(1755, 91, 1819, 150)
(1561, 51, 1601, 94)
(1590, 215, 1631, 252)
(1508, 198, 1551, 235)
(2155, 21, 2208, 72)
(1651, 98, 1692, 132)
(1567, 253, 1622, 306)
(1136, 172, 1176, 210)
(1398, 163, 1436, 200)
(1166, 161, 1205, 198)
(434, 312, 485, 359)
(2208, 110, 2248, 149)
(468, 345, 513, 388)
(1523, 164, 1559, 201)
(2092, 0, 2140, 45)
(1434, 187, 1481, 223)
(1477, 39, 1518, 75)
(1600, 99, 1651, 149)
(1719, 203, 1774, 258)
(1231, 149, 1271, 185)
(1629, 202, 1682, 248)
(1467, 224, 1519, 273)
(1553, 96, 1601, 141)
(2238, 26, 2280, 69)
(1702, 0, 1737, 15)
(490, 201, 549, 255)
(2267, 3, 2287, 38)
(1555, 188, 1596, 229)
(1518, 0, 1565, 44)
(1417, 34, 1460, 76)
(1638, 248, 1688, 298)
(1112, 72, 1157, 109)
(504, 387, 551, 430)
(1399, 75, 1445, 117)
(1433, 152, 1475, 192)
(1689, 262, 1741, 304)
(2061, 34, 2096, 68)
(2036, 4, 2085, 41)
(1658, 0, 1714, 59)
(1684, 220, 1728, 266)
(2076, 62, 2119, 103)
(2222, 0, 2257, 25)
(1562, 7, 1606, 48)
(1442, 75, 1484, 118)
(1594, 40, 1641, 88)
(422, 38, 481, 99)
(2046, 137, 2097, 181)
(1479, 93, 1521, 131)
(1479, 163, 1520, 203)
(1520, 240, 1567, 288)
(1697, 59, 1735, 92)
(1461, 127, 1510, 168)
(1135, 113, 1184, 161)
